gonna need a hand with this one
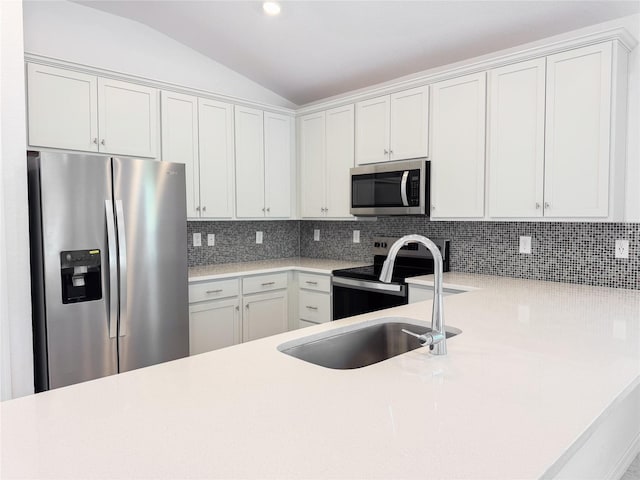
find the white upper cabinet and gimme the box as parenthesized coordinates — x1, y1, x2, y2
(355, 96, 390, 164)
(97, 78, 158, 158)
(355, 86, 428, 165)
(27, 63, 158, 158)
(325, 105, 355, 217)
(235, 106, 266, 218)
(161, 91, 199, 217)
(488, 59, 546, 218)
(300, 112, 326, 218)
(544, 43, 612, 218)
(300, 105, 354, 218)
(235, 106, 292, 218)
(430, 72, 486, 218)
(264, 112, 292, 218)
(198, 98, 235, 218)
(389, 86, 429, 161)
(161, 93, 235, 219)
(27, 64, 98, 152)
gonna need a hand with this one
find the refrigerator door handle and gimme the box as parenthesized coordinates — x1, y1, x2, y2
(115, 200, 128, 337)
(105, 200, 118, 339)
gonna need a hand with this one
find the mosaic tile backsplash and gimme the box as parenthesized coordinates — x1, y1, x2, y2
(188, 219, 639, 289)
(300, 219, 640, 289)
(187, 220, 299, 266)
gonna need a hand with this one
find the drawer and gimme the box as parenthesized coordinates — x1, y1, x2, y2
(299, 319, 319, 329)
(298, 272, 331, 293)
(242, 272, 288, 295)
(189, 278, 239, 303)
(299, 290, 331, 324)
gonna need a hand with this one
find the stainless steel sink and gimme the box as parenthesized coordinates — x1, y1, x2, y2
(278, 317, 461, 370)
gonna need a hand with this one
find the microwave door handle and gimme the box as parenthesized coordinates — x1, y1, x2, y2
(400, 171, 409, 207)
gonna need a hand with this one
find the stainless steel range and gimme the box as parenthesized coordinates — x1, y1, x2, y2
(332, 236, 450, 320)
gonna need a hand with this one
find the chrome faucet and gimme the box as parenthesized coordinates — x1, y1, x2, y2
(379, 234, 447, 355)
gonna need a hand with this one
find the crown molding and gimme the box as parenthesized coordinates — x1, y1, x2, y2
(296, 27, 637, 116)
(24, 53, 297, 116)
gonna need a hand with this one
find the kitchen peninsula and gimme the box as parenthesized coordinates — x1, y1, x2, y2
(2, 273, 639, 479)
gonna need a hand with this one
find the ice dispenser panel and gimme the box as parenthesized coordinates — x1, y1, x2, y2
(60, 250, 102, 304)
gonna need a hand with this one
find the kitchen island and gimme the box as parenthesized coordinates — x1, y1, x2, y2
(2, 273, 639, 479)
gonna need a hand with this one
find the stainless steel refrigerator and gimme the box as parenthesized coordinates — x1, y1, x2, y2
(27, 151, 189, 392)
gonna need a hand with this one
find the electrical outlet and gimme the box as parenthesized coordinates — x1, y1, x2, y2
(207, 234, 215, 247)
(256, 231, 263, 244)
(313, 229, 320, 241)
(615, 239, 629, 259)
(353, 230, 360, 243)
(519, 236, 531, 254)
(193, 233, 201, 247)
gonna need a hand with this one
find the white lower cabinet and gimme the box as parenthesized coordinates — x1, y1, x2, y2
(242, 290, 289, 342)
(297, 272, 331, 328)
(189, 298, 240, 355)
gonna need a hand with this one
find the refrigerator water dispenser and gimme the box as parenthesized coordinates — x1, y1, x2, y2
(60, 250, 102, 304)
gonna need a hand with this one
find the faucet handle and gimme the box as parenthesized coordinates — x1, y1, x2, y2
(402, 329, 445, 349)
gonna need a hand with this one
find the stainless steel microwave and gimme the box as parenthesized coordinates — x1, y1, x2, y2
(350, 159, 430, 216)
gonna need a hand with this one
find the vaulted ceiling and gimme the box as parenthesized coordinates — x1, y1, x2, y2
(75, 1, 639, 106)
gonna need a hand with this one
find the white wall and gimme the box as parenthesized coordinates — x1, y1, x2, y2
(22, 0, 297, 109)
(0, 0, 34, 400)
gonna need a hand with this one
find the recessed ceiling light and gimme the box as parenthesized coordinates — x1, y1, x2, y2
(263, 1, 281, 16)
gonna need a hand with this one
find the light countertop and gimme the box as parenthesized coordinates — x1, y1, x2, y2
(188, 257, 369, 282)
(2, 273, 639, 479)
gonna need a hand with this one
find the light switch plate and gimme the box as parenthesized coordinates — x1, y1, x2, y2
(313, 229, 320, 241)
(615, 239, 629, 259)
(207, 234, 215, 247)
(353, 230, 360, 243)
(193, 233, 201, 247)
(519, 236, 531, 254)
(256, 231, 263, 244)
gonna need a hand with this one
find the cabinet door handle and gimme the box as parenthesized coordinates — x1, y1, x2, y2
(202, 206, 207, 212)
(305, 281, 318, 285)
(195, 206, 200, 212)
(536, 203, 541, 209)
(383, 149, 389, 155)
(92, 138, 98, 145)
(389, 150, 394, 155)
(261, 281, 275, 286)
(305, 306, 318, 310)
(266, 207, 270, 213)
(545, 202, 550, 209)
(235, 305, 239, 311)
(101, 139, 106, 146)
(262, 207, 265, 212)
(206, 289, 223, 294)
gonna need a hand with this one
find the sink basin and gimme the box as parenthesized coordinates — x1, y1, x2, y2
(278, 317, 461, 369)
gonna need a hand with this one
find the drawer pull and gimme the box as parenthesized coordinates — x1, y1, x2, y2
(206, 289, 223, 294)
(305, 281, 318, 285)
(261, 282, 276, 286)
(305, 305, 318, 310)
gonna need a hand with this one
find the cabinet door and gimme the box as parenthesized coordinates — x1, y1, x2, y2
(544, 43, 612, 218)
(199, 98, 235, 218)
(161, 91, 200, 218)
(325, 105, 355, 218)
(98, 78, 158, 158)
(390, 86, 429, 161)
(488, 59, 546, 218)
(189, 298, 240, 355)
(355, 95, 390, 164)
(430, 72, 486, 218)
(299, 112, 327, 218)
(235, 106, 265, 218)
(243, 290, 288, 342)
(264, 112, 292, 218)
(27, 63, 98, 152)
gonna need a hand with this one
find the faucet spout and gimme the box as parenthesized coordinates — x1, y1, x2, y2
(379, 234, 446, 355)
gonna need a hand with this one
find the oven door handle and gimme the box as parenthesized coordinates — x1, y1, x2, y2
(332, 277, 406, 296)
(400, 170, 409, 207)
